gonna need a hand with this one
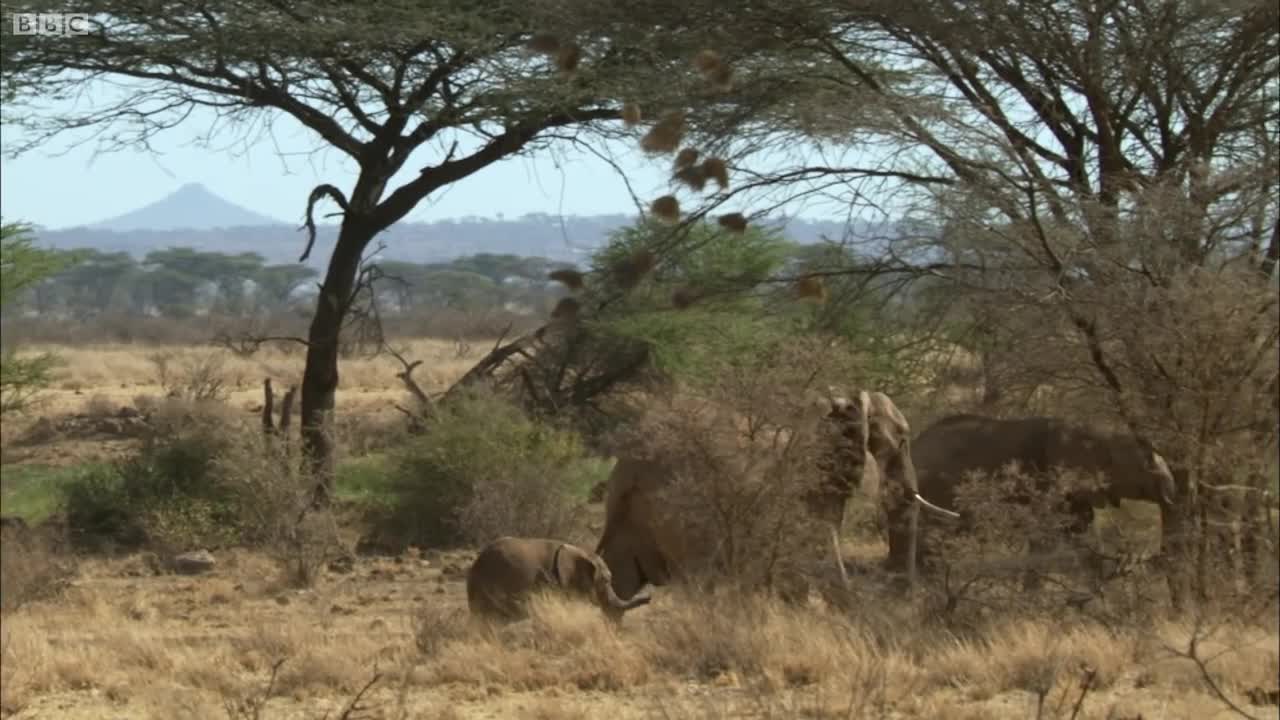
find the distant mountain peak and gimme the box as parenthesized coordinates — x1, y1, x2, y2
(86, 183, 287, 232)
(173, 181, 211, 194)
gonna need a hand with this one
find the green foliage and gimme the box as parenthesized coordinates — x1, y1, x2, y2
(56, 407, 314, 555)
(0, 462, 111, 523)
(1, 220, 76, 305)
(0, 219, 80, 414)
(582, 219, 804, 389)
(371, 386, 603, 550)
(60, 418, 239, 552)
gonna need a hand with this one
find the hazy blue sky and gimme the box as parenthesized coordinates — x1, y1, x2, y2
(0, 92, 695, 229)
(0, 71, 863, 231)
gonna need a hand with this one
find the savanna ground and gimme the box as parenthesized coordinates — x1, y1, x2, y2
(1, 340, 1277, 720)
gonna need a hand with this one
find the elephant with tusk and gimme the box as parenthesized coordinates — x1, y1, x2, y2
(595, 388, 959, 602)
(812, 390, 960, 587)
(884, 413, 1177, 578)
(466, 536, 652, 624)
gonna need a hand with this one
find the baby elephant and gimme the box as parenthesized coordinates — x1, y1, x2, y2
(466, 536, 651, 624)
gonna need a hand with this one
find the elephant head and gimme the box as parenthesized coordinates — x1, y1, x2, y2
(816, 388, 959, 523)
(551, 542, 652, 623)
(805, 388, 959, 588)
(467, 537, 650, 624)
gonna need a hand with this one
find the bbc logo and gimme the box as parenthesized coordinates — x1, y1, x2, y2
(11, 13, 91, 36)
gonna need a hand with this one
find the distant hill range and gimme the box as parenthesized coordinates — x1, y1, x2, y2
(32, 183, 887, 267)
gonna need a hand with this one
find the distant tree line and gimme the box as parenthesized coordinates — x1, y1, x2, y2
(0, 247, 599, 320)
(0, 240, 886, 324)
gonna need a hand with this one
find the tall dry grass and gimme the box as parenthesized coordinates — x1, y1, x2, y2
(5, 555, 1276, 719)
(19, 338, 491, 396)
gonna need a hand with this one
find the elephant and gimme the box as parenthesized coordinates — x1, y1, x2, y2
(884, 413, 1177, 577)
(465, 536, 652, 624)
(595, 389, 960, 602)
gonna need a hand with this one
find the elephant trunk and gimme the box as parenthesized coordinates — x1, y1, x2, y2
(598, 582, 651, 620)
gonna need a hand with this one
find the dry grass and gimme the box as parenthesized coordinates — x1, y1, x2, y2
(0, 338, 494, 467)
(1, 546, 1276, 719)
(2, 335, 1277, 718)
(9, 338, 490, 415)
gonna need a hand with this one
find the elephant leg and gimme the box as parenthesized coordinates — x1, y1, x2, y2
(883, 501, 913, 573)
(601, 544, 643, 601)
(638, 545, 671, 586)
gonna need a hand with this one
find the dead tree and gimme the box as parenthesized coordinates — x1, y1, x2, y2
(262, 377, 297, 443)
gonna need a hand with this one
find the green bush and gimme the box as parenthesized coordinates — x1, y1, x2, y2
(60, 402, 309, 554)
(369, 386, 605, 550)
(61, 415, 239, 552)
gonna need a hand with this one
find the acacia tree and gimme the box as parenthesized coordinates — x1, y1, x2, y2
(2, 0, 797, 502)
(0, 220, 80, 414)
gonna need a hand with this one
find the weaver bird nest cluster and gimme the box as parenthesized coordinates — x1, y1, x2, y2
(525, 36, 827, 315)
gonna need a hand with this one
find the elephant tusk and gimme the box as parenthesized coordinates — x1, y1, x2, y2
(914, 492, 961, 519)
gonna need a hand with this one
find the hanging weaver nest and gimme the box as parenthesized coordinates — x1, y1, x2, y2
(674, 148, 700, 169)
(525, 33, 561, 55)
(672, 285, 702, 309)
(640, 112, 686, 154)
(701, 157, 729, 190)
(555, 43, 581, 74)
(718, 213, 748, 233)
(551, 296, 581, 320)
(613, 248, 657, 290)
(622, 102, 643, 127)
(650, 195, 681, 223)
(692, 49, 732, 90)
(548, 269, 585, 291)
(674, 165, 708, 191)
(795, 276, 828, 303)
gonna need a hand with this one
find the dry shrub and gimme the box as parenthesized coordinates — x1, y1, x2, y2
(614, 396, 829, 592)
(60, 396, 326, 575)
(84, 393, 117, 417)
(148, 349, 236, 402)
(605, 336, 868, 593)
(919, 465, 1126, 614)
(0, 524, 75, 613)
(950, 246, 1279, 607)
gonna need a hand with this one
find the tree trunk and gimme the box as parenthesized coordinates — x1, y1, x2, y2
(1160, 497, 1192, 612)
(300, 218, 377, 506)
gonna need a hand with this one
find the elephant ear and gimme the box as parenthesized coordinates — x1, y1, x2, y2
(850, 390, 875, 491)
(557, 545, 597, 594)
(866, 391, 910, 453)
(863, 391, 919, 499)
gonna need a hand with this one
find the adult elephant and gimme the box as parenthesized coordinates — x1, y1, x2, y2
(884, 413, 1177, 575)
(595, 389, 959, 601)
